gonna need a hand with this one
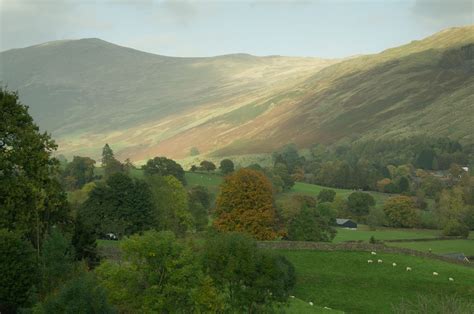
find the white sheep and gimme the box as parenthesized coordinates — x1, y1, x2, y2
(406, 267, 412, 271)
(309, 301, 314, 306)
(433, 272, 439, 276)
(290, 295, 295, 299)
(392, 262, 397, 267)
(324, 306, 332, 310)
(368, 259, 373, 263)
(449, 277, 454, 282)
(378, 259, 383, 263)
(371, 251, 377, 255)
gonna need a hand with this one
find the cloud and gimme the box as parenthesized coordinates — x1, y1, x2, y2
(412, 0, 473, 21)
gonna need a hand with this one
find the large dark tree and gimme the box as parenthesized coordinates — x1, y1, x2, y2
(80, 173, 154, 237)
(101, 144, 124, 178)
(347, 192, 375, 217)
(219, 159, 234, 175)
(0, 229, 37, 313)
(0, 89, 69, 254)
(61, 156, 96, 190)
(142, 156, 186, 185)
(200, 160, 216, 172)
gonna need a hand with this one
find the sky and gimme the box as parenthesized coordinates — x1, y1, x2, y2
(0, 0, 472, 58)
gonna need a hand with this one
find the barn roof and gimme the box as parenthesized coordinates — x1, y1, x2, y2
(336, 219, 351, 225)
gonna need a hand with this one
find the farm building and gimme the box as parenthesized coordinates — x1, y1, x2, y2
(336, 219, 357, 229)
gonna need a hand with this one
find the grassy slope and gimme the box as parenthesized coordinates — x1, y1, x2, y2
(278, 250, 474, 313)
(387, 240, 474, 256)
(333, 226, 440, 243)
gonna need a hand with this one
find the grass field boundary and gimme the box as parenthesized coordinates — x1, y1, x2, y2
(257, 241, 473, 267)
(384, 236, 470, 243)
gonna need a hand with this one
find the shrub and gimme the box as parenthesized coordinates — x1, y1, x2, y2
(442, 219, 469, 238)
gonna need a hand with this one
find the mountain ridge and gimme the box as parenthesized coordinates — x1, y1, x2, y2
(1, 25, 473, 162)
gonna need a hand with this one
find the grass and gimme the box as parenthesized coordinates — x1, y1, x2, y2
(333, 225, 441, 243)
(185, 171, 224, 193)
(277, 250, 474, 313)
(289, 182, 390, 209)
(286, 298, 343, 313)
(387, 239, 474, 256)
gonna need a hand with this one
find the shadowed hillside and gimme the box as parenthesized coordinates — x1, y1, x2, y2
(1, 26, 472, 162)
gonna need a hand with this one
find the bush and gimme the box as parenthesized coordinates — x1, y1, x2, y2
(317, 189, 336, 203)
(0, 229, 37, 313)
(442, 220, 469, 238)
(33, 272, 115, 314)
(287, 207, 336, 242)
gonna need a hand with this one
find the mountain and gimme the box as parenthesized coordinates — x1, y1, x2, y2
(0, 38, 337, 160)
(1, 26, 473, 163)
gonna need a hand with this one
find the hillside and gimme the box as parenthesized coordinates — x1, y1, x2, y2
(0, 39, 336, 161)
(1, 26, 473, 162)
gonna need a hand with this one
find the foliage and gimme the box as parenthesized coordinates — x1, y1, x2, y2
(188, 185, 212, 231)
(347, 192, 375, 217)
(273, 162, 295, 191)
(317, 189, 336, 203)
(33, 272, 116, 314)
(80, 173, 154, 237)
(72, 217, 99, 268)
(142, 156, 186, 185)
(96, 231, 208, 313)
(442, 219, 469, 238)
(272, 144, 305, 174)
(203, 233, 296, 312)
(287, 206, 336, 242)
(0, 229, 37, 313)
(383, 196, 420, 228)
(200, 160, 216, 172)
(0, 89, 69, 251)
(147, 175, 193, 236)
(367, 206, 388, 228)
(101, 144, 124, 179)
(436, 187, 471, 236)
(214, 168, 280, 240)
(39, 229, 76, 295)
(60, 156, 96, 190)
(219, 158, 235, 175)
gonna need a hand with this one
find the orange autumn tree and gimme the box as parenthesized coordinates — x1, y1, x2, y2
(213, 168, 279, 240)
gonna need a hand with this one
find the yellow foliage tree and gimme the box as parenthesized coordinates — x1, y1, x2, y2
(213, 169, 279, 240)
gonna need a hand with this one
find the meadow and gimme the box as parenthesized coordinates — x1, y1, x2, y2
(387, 239, 474, 256)
(333, 225, 440, 243)
(277, 250, 474, 313)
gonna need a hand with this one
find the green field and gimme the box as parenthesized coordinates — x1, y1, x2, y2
(290, 182, 390, 209)
(333, 225, 441, 243)
(387, 240, 474, 256)
(277, 250, 474, 313)
(185, 171, 224, 193)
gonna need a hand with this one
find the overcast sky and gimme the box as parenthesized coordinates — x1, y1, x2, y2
(0, 0, 472, 58)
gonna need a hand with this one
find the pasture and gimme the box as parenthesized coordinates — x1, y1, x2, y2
(387, 239, 474, 256)
(277, 250, 474, 313)
(333, 225, 440, 243)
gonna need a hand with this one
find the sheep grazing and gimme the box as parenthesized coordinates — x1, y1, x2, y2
(368, 259, 374, 263)
(290, 295, 295, 299)
(392, 263, 397, 267)
(377, 259, 383, 263)
(406, 267, 412, 271)
(371, 251, 377, 255)
(433, 272, 439, 276)
(309, 302, 314, 306)
(449, 277, 454, 282)
(324, 306, 332, 310)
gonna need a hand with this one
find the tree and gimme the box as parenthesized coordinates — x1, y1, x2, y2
(34, 272, 115, 314)
(219, 159, 234, 175)
(347, 192, 375, 217)
(72, 217, 99, 268)
(96, 231, 210, 313)
(436, 187, 470, 237)
(203, 233, 295, 312)
(317, 189, 336, 203)
(383, 196, 420, 228)
(188, 186, 212, 231)
(190, 165, 198, 172)
(398, 176, 410, 193)
(147, 175, 193, 236)
(39, 229, 76, 296)
(61, 156, 96, 190)
(0, 229, 37, 313)
(273, 162, 295, 191)
(200, 160, 216, 172)
(142, 156, 186, 185)
(0, 89, 69, 255)
(213, 169, 280, 240)
(80, 173, 154, 237)
(287, 206, 336, 242)
(101, 144, 124, 178)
